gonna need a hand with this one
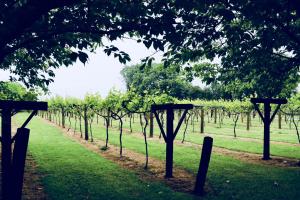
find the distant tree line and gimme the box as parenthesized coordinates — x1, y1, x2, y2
(121, 63, 296, 101)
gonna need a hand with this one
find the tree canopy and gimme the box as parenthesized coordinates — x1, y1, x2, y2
(0, 0, 179, 89)
(121, 63, 211, 100)
(164, 0, 300, 98)
(0, 0, 299, 97)
(0, 81, 38, 100)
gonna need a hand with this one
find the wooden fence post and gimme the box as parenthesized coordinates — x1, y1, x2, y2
(200, 108, 204, 133)
(246, 112, 250, 131)
(61, 107, 65, 128)
(149, 112, 154, 137)
(1, 108, 13, 200)
(194, 136, 213, 195)
(278, 111, 282, 129)
(152, 104, 193, 178)
(165, 108, 174, 178)
(84, 106, 89, 140)
(12, 128, 30, 200)
(251, 98, 287, 160)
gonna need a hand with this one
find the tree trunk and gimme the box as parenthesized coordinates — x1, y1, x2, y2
(143, 113, 149, 169)
(105, 118, 109, 148)
(119, 118, 123, 157)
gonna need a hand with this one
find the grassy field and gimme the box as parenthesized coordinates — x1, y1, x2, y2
(14, 114, 195, 200)
(59, 113, 300, 158)
(14, 113, 300, 200)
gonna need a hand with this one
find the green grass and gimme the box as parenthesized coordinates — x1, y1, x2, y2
(32, 113, 300, 200)
(123, 114, 300, 144)
(62, 115, 300, 158)
(14, 113, 195, 200)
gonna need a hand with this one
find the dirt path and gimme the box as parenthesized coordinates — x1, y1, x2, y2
(42, 119, 210, 194)
(22, 154, 48, 200)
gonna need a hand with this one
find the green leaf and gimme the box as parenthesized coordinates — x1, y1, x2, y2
(78, 51, 88, 64)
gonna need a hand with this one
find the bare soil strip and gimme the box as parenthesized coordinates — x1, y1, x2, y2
(22, 154, 48, 200)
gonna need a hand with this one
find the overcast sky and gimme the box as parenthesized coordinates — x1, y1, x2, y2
(44, 38, 165, 99)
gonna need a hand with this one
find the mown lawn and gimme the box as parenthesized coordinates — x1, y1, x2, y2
(16, 113, 300, 200)
(62, 114, 300, 158)
(14, 113, 194, 200)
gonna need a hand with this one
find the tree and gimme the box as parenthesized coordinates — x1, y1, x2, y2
(0, 81, 38, 100)
(164, 0, 300, 98)
(121, 63, 204, 100)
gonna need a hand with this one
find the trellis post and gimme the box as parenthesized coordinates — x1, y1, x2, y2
(0, 100, 48, 200)
(151, 103, 193, 178)
(250, 98, 287, 160)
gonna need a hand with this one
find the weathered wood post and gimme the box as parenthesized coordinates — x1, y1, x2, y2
(246, 112, 251, 130)
(0, 100, 47, 200)
(214, 108, 217, 124)
(194, 136, 213, 195)
(12, 128, 30, 200)
(278, 111, 282, 129)
(61, 106, 65, 128)
(263, 103, 271, 159)
(200, 108, 205, 133)
(1, 107, 13, 200)
(165, 107, 174, 177)
(250, 98, 287, 160)
(149, 111, 154, 137)
(152, 103, 193, 178)
(84, 105, 89, 140)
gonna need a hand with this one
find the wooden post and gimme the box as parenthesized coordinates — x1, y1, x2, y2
(246, 112, 250, 131)
(214, 108, 217, 124)
(263, 103, 271, 160)
(278, 111, 282, 129)
(250, 98, 287, 160)
(1, 108, 13, 200)
(149, 112, 154, 137)
(12, 128, 30, 200)
(194, 136, 213, 195)
(152, 104, 193, 178)
(165, 108, 174, 178)
(0, 100, 47, 200)
(84, 106, 89, 140)
(200, 108, 204, 133)
(61, 107, 65, 128)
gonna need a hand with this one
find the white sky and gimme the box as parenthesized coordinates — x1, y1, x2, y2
(0, 38, 204, 99)
(45, 39, 165, 99)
